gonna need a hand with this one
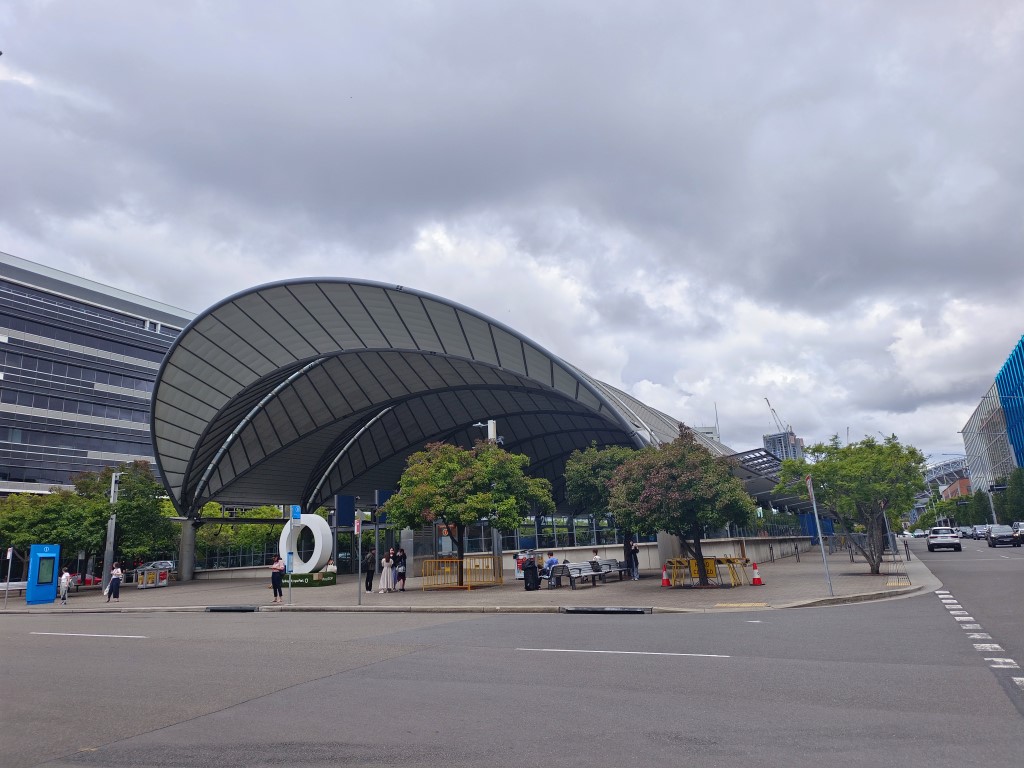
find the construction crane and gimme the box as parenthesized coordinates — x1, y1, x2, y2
(765, 398, 788, 433)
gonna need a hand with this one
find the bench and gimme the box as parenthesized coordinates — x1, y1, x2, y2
(598, 559, 630, 581)
(546, 562, 606, 589)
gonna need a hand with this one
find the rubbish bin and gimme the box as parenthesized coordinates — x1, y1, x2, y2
(523, 557, 541, 591)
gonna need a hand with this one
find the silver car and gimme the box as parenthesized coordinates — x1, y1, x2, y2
(927, 527, 962, 552)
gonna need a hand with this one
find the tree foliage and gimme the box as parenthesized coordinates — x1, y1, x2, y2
(382, 441, 555, 583)
(607, 428, 755, 585)
(776, 435, 925, 574)
(0, 460, 176, 575)
(564, 443, 636, 517)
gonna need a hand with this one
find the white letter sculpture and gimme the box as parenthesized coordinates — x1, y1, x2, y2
(278, 513, 333, 573)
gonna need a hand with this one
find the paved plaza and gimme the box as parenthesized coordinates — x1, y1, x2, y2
(4, 545, 940, 614)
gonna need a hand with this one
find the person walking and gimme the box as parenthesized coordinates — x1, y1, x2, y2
(59, 567, 72, 605)
(628, 539, 640, 580)
(106, 562, 122, 602)
(269, 555, 285, 604)
(378, 549, 395, 593)
(394, 548, 408, 592)
(362, 548, 376, 593)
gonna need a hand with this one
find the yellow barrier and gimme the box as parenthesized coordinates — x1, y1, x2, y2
(665, 556, 750, 587)
(421, 556, 504, 590)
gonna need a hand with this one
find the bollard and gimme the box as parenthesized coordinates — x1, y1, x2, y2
(795, 544, 800, 563)
(903, 539, 911, 561)
(768, 543, 775, 563)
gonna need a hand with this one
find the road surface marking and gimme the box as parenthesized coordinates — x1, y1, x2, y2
(974, 644, 1004, 652)
(966, 633, 992, 640)
(949, 610, 968, 616)
(984, 658, 1020, 669)
(517, 648, 730, 658)
(961, 624, 982, 630)
(954, 616, 975, 622)
(1013, 678, 1024, 691)
(30, 632, 147, 639)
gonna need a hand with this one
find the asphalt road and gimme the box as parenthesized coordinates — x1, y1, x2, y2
(3, 561, 1021, 768)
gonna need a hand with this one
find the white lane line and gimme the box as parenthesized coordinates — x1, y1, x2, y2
(974, 644, 1005, 652)
(746, 620, 762, 623)
(985, 658, 1020, 669)
(967, 633, 993, 640)
(30, 632, 147, 639)
(517, 648, 730, 658)
(949, 611, 969, 616)
(961, 624, 983, 630)
(1013, 678, 1024, 691)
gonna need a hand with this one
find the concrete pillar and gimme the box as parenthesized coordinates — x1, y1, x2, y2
(179, 520, 197, 581)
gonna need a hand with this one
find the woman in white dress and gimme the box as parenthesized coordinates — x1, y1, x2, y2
(378, 550, 395, 593)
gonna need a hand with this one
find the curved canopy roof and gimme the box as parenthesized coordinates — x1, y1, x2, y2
(151, 278, 736, 518)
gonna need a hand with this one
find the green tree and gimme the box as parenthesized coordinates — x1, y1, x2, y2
(997, 468, 1024, 524)
(564, 443, 636, 516)
(382, 441, 555, 584)
(776, 435, 926, 574)
(607, 427, 755, 585)
(74, 461, 176, 566)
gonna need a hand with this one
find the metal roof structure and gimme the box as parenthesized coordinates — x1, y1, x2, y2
(152, 278, 750, 519)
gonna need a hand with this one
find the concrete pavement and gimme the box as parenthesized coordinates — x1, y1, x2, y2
(3, 543, 941, 614)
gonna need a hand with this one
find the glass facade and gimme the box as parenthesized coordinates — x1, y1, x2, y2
(996, 335, 1024, 469)
(962, 382, 1017, 493)
(0, 256, 192, 490)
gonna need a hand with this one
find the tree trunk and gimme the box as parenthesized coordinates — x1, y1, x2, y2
(454, 523, 466, 586)
(682, 526, 711, 586)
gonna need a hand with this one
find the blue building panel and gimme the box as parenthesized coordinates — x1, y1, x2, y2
(995, 335, 1024, 469)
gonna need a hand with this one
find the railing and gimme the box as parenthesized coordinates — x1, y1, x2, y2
(421, 556, 503, 590)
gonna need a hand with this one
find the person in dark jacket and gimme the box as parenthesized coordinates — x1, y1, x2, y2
(362, 548, 376, 593)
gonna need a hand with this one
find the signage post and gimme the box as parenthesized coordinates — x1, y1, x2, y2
(288, 505, 301, 605)
(355, 518, 362, 606)
(805, 474, 834, 596)
(4, 546, 13, 609)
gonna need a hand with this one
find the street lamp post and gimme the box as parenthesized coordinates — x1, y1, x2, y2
(102, 472, 122, 590)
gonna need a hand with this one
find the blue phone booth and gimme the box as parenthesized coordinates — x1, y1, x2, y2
(26, 544, 61, 605)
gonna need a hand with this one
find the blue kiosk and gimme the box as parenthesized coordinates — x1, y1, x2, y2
(26, 544, 61, 605)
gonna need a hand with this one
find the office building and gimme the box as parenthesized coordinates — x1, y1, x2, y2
(0, 252, 193, 493)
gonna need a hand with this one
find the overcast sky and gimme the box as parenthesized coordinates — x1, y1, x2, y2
(2, 1, 1022, 462)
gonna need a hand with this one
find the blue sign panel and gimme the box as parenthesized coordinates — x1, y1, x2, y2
(334, 495, 356, 527)
(290, 504, 302, 520)
(26, 544, 61, 605)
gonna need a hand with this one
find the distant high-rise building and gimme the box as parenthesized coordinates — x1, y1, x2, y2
(763, 430, 804, 462)
(0, 252, 193, 494)
(963, 333, 1023, 493)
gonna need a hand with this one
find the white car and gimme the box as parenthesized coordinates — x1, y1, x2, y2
(927, 527, 962, 552)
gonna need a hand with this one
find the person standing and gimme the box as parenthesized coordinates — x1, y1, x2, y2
(269, 555, 285, 604)
(394, 548, 408, 592)
(629, 540, 640, 580)
(378, 549, 395, 593)
(106, 562, 122, 603)
(362, 548, 376, 593)
(59, 567, 72, 605)
(324, 558, 337, 573)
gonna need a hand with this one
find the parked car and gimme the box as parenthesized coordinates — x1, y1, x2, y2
(986, 525, 1020, 547)
(958, 526, 973, 538)
(927, 527, 962, 552)
(70, 573, 101, 586)
(912, 529, 926, 538)
(972, 525, 990, 540)
(139, 560, 176, 571)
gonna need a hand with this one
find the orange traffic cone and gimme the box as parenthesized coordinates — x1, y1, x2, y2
(751, 562, 763, 586)
(661, 564, 671, 587)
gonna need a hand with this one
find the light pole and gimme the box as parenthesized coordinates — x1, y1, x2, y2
(102, 472, 122, 589)
(473, 420, 503, 559)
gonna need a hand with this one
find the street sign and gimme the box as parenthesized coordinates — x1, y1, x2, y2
(354, 519, 361, 535)
(290, 504, 302, 520)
